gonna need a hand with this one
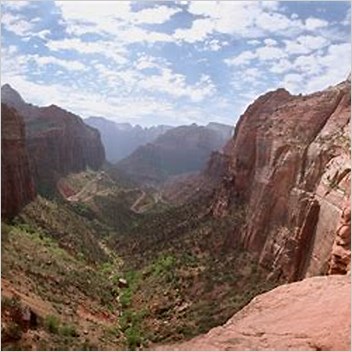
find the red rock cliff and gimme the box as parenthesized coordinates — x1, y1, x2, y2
(212, 80, 351, 281)
(25, 104, 105, 194)
(1, 104, 36, 219)
(1, 85, 105, 194)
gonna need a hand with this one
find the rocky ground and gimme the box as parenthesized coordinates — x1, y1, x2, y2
(156, 274, 351, 351)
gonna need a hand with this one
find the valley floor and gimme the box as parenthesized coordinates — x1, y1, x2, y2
(1, 170, 279, 350)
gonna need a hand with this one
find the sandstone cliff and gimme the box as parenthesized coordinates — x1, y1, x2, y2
(211, 79, 350, 281)
(157, 274, 351, 351)
(1, 104, 36, 219)
(328, 201, 351, 274)
(1, 85, 105, 195)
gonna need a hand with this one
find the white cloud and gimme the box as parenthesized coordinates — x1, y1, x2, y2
(134, 55, 171, 71)
(132, 6, 179, 25)
(206, 39, 226, 51)
(284, 35, 330, 55)
(270, 58, 292, 74)
(293, 55, 322, 75)
(1, 12, 34, 36)
(56, 1, 178, 44)
(256, 46, 287, 60)
(180, 1, 309, 44)
(31, 55, 86, 71)
(174, 19, 214, 43)
(281, 42, 350, 94)
(56, 1, 179, 26)
(46, 38, 128, 65)
(2, 1, 31, 10)
(55, 1, 132, 23)
(305, 17, 328, 31)
(282, 73, 303, 93)
(225, 51, 257, 66)
(138, 68, 216, 102)
(264, 38, 278, 46)
(342, 8, 351, 26)
(248, 39, 261, 46)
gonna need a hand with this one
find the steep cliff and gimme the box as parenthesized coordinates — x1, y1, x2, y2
(1, 104, 36, 219)
(211, 79, 351, 281)
(1, 85, 106, 195)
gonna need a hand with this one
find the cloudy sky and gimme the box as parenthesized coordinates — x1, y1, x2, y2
(1, 1, 350, 126)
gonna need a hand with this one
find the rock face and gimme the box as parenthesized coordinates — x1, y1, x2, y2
(1, 104, 36, 219)
(85, 116, 172, 163)
(328, 201, 351, 274)
(116, 123, 233, 186)
(157, 274, 351, 351)
(1, 85, 105, 194)
(211, 80, 351, 281)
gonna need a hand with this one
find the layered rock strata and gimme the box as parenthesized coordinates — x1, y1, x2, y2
(1, 104, 36, 219)
(211, 79, 351, 281)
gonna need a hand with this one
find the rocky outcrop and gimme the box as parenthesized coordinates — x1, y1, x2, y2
(1, 85, 105, 194)
(156, 274, 351, 351)
(328, 201, 351, 274)
(211, 80, 351, 281)
(1, 104, 36, 219)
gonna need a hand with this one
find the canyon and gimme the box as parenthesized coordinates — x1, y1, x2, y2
(1, 78, 350, 350)
(114, 122, 233, 186)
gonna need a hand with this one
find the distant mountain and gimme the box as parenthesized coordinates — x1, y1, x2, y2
(1, 84, 105, 196)
(114, 123, 233, 186)
(85, 116, 172, 163)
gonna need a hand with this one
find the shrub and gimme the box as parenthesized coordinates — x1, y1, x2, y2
(125, 326, 142, 350)
(44, 315, 60, 334)
(60, 324, 78, 337)
(120, 287, 133, 308)
(151, 254, 175, 277)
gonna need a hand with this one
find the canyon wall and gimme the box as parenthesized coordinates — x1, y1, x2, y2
(211, 79, 351, 281)
(1, 104, 36, 219)
(25, 104, 105, 194)
(1, 85, 105, 195)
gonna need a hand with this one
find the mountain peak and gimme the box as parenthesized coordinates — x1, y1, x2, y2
(1, 83, 25, 108)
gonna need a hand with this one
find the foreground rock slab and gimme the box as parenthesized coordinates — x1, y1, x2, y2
(156, 275, 350, 351)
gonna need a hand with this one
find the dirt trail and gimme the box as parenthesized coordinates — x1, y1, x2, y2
(130, 190, 147, 213)
(66, 172, 116, 203)
(67, 176, 100, 202)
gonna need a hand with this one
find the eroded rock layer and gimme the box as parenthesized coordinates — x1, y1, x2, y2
(1, 85, 105, 194)
(1, 104, 36, 219)
(211, 79, 351, 281)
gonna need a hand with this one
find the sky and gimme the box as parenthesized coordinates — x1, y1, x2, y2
(1, 0, 351, 127)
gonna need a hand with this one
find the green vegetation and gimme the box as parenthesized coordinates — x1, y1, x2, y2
(2, 169, 283, 350)
(60, 323, 79, 337)
(44, 315, 60, 334)
(150, 254, 175, 277)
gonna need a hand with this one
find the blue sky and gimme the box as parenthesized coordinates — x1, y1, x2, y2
(1, 1, 350, 127)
